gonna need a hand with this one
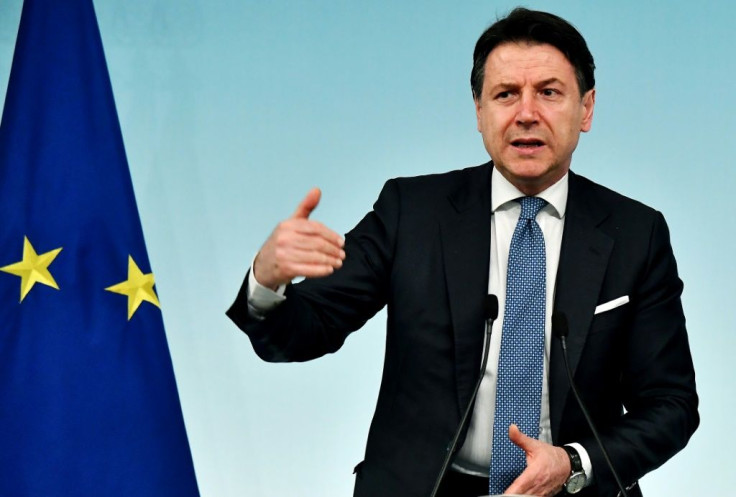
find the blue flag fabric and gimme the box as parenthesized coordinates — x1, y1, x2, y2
(0, 1, 200, 496)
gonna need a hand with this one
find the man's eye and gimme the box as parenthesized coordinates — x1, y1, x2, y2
(541, 88, 559, 97)
(495, 91, 512, 100)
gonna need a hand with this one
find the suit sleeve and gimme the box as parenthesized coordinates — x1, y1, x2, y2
(226, 179, 400, 362)
(583, 212, 699, 495)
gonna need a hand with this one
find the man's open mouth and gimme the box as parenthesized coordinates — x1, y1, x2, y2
(511, 139, 544, 148)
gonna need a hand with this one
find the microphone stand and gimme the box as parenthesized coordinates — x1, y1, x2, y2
(428, 295, 498, 497)
(553, 312, 629, 497)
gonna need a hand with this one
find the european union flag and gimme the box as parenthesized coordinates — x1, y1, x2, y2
(0, 1, 200, 496)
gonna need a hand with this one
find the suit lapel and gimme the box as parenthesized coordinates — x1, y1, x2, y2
(549, 171, 614, 441)
(439, 164, 492, 413)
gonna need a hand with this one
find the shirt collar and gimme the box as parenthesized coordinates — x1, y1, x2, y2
(490, 165, 568, 219)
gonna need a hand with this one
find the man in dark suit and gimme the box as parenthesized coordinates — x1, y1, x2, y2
(227, 8, 698, 497)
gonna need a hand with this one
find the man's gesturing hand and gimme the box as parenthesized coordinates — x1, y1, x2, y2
(503, 424, 571, 497)
(253, 188, 346, 290)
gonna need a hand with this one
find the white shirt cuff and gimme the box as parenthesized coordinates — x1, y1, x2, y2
(566, 442, 594, 486)
(246, 256, 286, 319)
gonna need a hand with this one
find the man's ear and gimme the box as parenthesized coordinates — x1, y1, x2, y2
(474, 97, 483, 132)
(580, 88, 595, 133)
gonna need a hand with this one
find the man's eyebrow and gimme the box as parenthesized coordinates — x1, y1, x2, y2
(488, 81, 519, 91)
(536, 77, 566, 88)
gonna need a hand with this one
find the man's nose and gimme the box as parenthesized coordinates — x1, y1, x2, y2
(515, 92, 539, 125)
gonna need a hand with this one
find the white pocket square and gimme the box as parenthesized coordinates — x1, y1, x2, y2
(594, 295, 629, 315)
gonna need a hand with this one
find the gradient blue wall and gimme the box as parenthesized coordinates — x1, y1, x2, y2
(1, 1, 733, 495)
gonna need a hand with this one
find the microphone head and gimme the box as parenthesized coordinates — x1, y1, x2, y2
(483, 295, 499, 321)
(552, 312, 569, 338)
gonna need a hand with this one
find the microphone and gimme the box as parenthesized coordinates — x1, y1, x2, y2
(483, 295, 499, 324)
(552, 312, 630, 497)
(429, 295, 498, 497)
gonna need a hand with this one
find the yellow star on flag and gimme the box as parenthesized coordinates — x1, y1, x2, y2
(1, 236, 63, 302)
(105, 255, 160, 320)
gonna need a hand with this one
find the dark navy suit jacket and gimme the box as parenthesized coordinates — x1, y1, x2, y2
(228, 163, 699, 497)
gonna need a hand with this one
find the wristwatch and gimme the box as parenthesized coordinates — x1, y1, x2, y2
(562, 445, 587, 494)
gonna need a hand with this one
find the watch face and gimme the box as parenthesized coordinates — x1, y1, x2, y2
(565, 472, 586, 494)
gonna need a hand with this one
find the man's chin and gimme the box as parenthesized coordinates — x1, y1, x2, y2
(496, 164, 566, 195)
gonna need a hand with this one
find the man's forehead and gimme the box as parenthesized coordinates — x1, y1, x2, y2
(487, 41, 568, 66)
(484, 42, 576, 81)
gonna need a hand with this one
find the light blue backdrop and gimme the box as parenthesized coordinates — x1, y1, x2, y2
(1, 1, 733, 495)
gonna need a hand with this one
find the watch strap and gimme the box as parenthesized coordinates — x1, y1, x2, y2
(563, 445, 583, 473)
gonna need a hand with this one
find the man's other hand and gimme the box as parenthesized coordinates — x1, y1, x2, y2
(503, 424, 571, 497)
(253, 188, 346, 290)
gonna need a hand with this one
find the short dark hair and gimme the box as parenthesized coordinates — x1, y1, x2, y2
(471, 8, 595, 99)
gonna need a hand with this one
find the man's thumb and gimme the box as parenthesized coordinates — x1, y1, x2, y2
(292, 187, 321, 219)
(508, 423, 533, 450)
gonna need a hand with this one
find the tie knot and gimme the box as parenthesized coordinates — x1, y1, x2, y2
(518, 196, 547, 220)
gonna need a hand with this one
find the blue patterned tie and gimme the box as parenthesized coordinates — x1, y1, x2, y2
(489, 196, 547, 494)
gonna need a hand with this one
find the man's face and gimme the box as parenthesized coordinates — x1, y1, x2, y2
(475, 42, 595, 195)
